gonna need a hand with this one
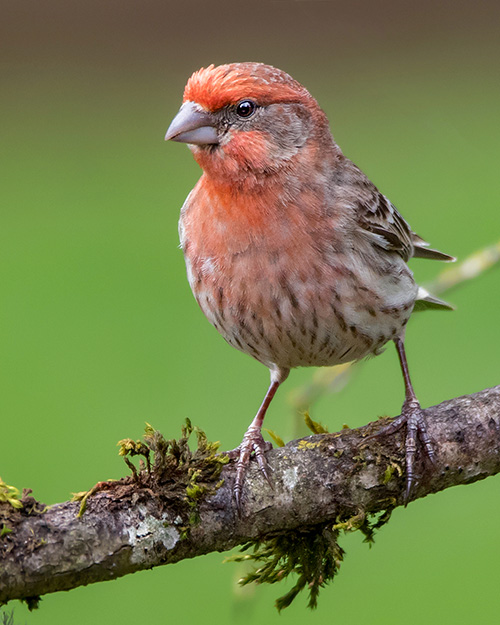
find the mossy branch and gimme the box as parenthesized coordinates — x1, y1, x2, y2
(1, 385, 500, 609)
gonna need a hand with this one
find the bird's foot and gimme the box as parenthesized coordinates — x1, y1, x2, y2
(369, 398, 435, 504)
(228, 426, 273, 511)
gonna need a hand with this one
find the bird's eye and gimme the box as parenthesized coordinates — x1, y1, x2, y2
(236, 100, 256, 119)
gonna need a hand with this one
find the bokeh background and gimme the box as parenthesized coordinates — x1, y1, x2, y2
(2, 1, 500, 623)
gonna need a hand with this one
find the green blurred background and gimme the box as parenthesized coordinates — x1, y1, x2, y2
(2, 1, 500, 623)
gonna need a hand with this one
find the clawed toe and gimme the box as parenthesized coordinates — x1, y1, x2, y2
(372, 337, 440, 505)
(367, 414, 407, 441)
(370, 401, 435, 505)
(233, 428, 273, 510)
(225, 446, 241, 461)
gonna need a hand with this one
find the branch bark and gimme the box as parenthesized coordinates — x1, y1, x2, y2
(1, 385, 500, 606)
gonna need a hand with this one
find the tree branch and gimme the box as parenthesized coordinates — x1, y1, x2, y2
(1, 385, 499, 607)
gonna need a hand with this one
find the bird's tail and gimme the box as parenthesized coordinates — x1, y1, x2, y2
(412, 234, 455, 262)
(413, 286, 454, 311)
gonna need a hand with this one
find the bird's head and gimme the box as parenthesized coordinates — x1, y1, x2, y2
(165, 63, 333, 185)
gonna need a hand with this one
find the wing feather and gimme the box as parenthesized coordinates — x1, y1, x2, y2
(356, 192, 454, 262)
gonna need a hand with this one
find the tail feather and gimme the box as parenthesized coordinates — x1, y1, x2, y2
(411, 234, 455, 262)
(413, 245, 456, 262)
(414, 286, 454, 312)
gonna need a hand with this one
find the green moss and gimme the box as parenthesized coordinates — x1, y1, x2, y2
(73, 481, 117, 518)
(0, 524, 12, 538)
(0, 479, 23, 510)
(76, 419, 228, 530)
(227, 524, 344, 611)
(297, 439, 322, 451)
(122, 419, 229, 533)
(263, 428, 285, 448)
(334, 508, 393, 545)
(383, 461, 403, 484)
(21, 596, 41, 611)
(332, 509, 367, 533)
(303, 411, 329, 434)
(228, 507, 394, 610)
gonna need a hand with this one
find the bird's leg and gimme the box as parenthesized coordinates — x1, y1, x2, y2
(229, 379, 282, 510)
(370, 337, 435, 503)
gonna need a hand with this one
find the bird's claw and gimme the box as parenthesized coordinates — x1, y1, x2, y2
(369, 400, 434, 505)
(225, 447, 241, 461)
(231, 428, 273, 512)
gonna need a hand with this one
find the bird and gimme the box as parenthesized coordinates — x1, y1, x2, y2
(165, 62, 454, 508)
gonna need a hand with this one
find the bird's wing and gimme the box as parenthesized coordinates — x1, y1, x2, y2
(356, 191, 415, 261)
(356, 192, 454, 263)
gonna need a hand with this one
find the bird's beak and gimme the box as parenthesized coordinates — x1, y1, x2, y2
(165, 101, 219, 145)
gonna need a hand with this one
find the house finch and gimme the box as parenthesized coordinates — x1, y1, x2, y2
(165, 62, 453, 508)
